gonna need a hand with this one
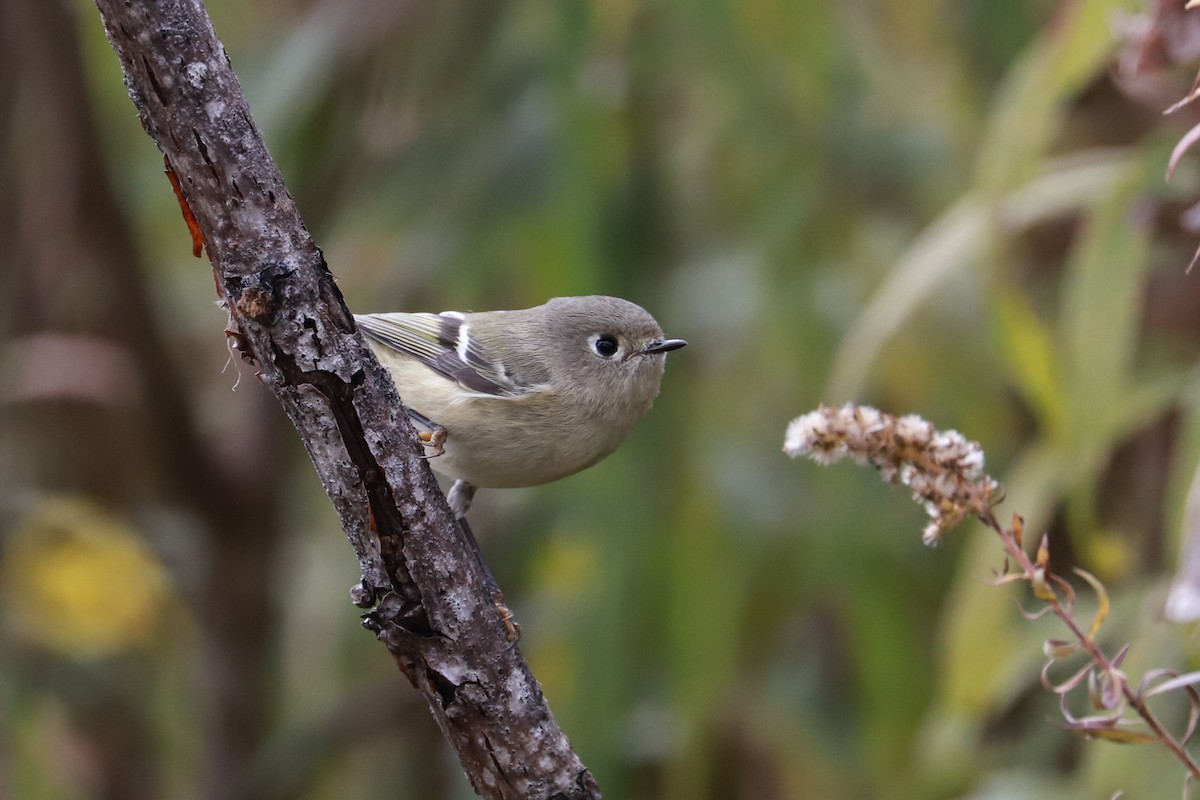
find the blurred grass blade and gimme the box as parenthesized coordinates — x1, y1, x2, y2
(827, 152, 1134, 400)
(975, 0, 1137, 197)
(993, 285, 1066, 440)
(826, 195, 981, 400)
(1059, 162, 1151, 449)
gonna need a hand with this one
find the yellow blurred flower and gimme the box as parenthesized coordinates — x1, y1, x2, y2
(2, 497, 170, 658)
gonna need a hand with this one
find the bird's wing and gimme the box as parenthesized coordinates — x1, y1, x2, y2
(355, 311, 521, 397)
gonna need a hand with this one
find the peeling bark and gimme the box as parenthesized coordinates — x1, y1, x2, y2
(90, 1, 601, 797)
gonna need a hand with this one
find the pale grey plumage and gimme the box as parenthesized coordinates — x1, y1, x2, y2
(355, 296, 685, 516)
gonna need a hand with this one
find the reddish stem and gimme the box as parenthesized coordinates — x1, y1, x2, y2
(977, 505, 1200, 781)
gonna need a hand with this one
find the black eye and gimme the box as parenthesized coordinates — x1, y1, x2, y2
(593, 335, 619, 357)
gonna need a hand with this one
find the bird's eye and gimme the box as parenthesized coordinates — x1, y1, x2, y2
(593, 335, 619, 357)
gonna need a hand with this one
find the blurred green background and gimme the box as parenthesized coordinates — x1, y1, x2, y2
(6, 0, 1200, 797)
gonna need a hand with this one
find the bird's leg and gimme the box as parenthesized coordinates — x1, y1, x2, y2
(417, 428, 447, 458)
(405, 408, 447, 458)
(448, 480, 520, 642)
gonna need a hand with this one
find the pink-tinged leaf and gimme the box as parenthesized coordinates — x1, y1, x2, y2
(1015, 599, 1054, 620)
(1168, 122, 1200, 179)
(1136, 667, 1175, 695)
(1059, 692, 1126, 727)
(1189, 242, 1200, 276)
(1088, 668, 1126, 712)
(1052, 573, 1076, 610)
(1112, 643, 1131, 670)
(1073, 567, 1110, 639)
(1098, 668, 1127, 711)
(1138, 670, 1200, 744)
(1141, 670, 1200, 699)
(1165, 69, 1200, 116)
(1044, 659, 1094, 695)
(1184, 687, 1200, 745)
(987, 572, 1025, 587)
(1060, 690, 1083, 724)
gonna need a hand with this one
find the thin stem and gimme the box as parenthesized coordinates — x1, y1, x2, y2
(978, 506, 1200, 781)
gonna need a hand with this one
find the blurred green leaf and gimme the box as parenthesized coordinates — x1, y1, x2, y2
(828, 151, 1136, 400)
(1059, 163, 1152, 450)
(994, 285, 1066, 439)
(975, 0, 1140, 197)
(15, 0, 1200, 797)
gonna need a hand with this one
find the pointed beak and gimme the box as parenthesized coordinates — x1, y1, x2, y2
(642, 338, 687, 355)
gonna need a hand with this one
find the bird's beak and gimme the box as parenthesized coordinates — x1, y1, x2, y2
(642, 338, 687, 355)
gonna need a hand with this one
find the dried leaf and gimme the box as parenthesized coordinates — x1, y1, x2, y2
(1052, 572, 1076, 611)
(1166, 69, 1200, 115)
(1032, 567, 1057, 601)
(1168, 122, 1200, 179)
(1185, 687, 1200, 745)
(1044, 659, 1094, 695)
(1098, 667, 1128, 711)
(1015, 599, 1054, 620)
(1060, 691, 1124, 726)
(1073, 567, 1110, 639)
(1071, 725, 1160, 744)
(1087, 667, 1126, 712)
(1112, 643, 1131, 669)
(1089, 667, 1103, 709)
(1138, 670, 1200, 744)
(1037, 533, 1051, 570)
(1044, 638, 1078, 659)
(1141, 670, 1200, 699)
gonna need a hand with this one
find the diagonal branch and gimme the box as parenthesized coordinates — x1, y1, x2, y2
(90, 1, 600, 797)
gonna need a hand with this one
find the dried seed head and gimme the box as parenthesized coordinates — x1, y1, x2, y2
(784, 404, 998, 545)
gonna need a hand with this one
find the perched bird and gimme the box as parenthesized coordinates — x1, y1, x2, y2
(355, 295, 686, 518)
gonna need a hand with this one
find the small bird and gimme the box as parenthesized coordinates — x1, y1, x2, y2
(355, 296, 685, 639)
(355, 295, 686, 517)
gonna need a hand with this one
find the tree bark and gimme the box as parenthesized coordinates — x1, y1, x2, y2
(90, 1, 601, 797)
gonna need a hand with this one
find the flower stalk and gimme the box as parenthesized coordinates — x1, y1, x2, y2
(786, 404, 1200, 784)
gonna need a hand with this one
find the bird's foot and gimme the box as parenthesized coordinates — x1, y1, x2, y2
(417, 426, 447, 458)
(406, 408, 447, 458)
(493, 593, 522, 644)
